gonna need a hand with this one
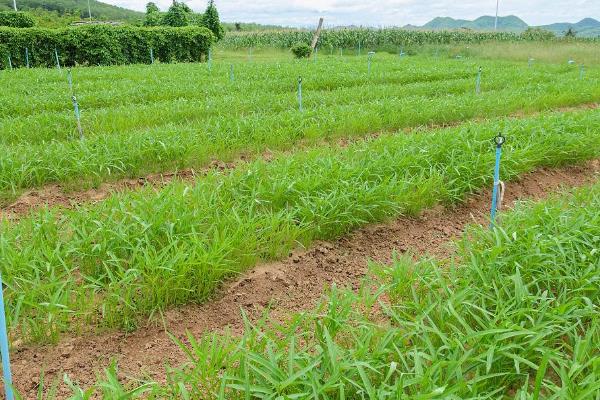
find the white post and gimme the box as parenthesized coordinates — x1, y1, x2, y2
(12, 0, 17, 11)
(494, 0, 500, 31)
(87, 0, 92, 20)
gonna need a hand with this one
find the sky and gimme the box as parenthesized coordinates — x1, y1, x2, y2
(104, 0, 600, 27)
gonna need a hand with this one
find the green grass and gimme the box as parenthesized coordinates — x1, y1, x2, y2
(450, 41, 600, 65)
(162, 180, 597, 399)
(32, 175, 600, 399)
(1, 108, 599, 343)
(0, 53, 598, 196)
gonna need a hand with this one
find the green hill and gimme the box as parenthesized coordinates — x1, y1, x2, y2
(540, 18, 600, 37)
(0, 0, 143, 26)
(420, 15, 600, 37)
(423, 15, 528, 32)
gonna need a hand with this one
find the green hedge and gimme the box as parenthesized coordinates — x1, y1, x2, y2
(0, 11, 35, 28)
(0, 25, 214, 69)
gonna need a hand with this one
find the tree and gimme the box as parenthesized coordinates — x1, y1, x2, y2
(146, 2, 160, 13)
(143, 2, 162, 26)
(0, 11, 36, 28)
(162, 0, 190, 27)
(202, 0, 224, 40)
(564, 27, 577, 38)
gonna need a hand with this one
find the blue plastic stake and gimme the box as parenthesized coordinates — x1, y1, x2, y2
(399, 48, 405, 58)
(54, 48, 61, 70)
(297, 77, 303, 112)
(25, 47, 29, 68)
(67, 68, 73, 92)
(580, 64, 585, 80)
(476, 66, 482, 94)
(229, 64, 234, 82)
(150, 48, 154, 64)
(490, 134, 505, 229)
(0, 272, 14, 400)
(72, 95, 84, 139)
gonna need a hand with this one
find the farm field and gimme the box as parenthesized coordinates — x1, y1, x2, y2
(0, 44, 599, 398)
(0, 51, 599, 201)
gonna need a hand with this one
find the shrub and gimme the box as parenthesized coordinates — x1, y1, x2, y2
(521, 27, 555, 41)
(0, 11, 35, 28)
(291, 42, 312, 58)
(0, 25, 214, 69)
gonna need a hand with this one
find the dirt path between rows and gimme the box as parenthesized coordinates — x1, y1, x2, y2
(8, 160, 599, 398)
(2, 103, 598, 221)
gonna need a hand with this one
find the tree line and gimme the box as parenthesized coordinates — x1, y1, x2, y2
(143, 0, 223, 40)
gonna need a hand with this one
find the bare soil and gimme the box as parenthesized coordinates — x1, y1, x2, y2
(7, 160, 599, 398)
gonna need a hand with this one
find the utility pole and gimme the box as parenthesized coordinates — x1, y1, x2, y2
(494, 0, 499, 30)
(87, 0, 92, 20)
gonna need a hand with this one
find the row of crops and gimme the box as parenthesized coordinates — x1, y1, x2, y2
(218, 27, 590, 49)
(2, 107, 599, 343)
(126, 181, 597, 399)
(1, 43, 599, 399)
(0, 54, 598, 198)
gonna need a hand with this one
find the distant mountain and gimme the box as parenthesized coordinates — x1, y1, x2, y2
(423, 15, 528, 32)
(0, 0, 143, 26)
(417, 15, 600, 37)
(540, 17, 600, 37)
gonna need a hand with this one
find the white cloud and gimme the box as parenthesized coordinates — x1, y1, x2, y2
(108, 0, 600, 27)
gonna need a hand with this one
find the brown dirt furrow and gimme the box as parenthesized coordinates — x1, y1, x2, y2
(9, 160, 599, 398)
(2, 102, 598, 220)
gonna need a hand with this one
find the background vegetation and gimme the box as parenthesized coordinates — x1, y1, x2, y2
(0, 25, 213, 68)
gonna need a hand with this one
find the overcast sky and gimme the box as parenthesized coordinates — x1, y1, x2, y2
(104, 0, 600, 27)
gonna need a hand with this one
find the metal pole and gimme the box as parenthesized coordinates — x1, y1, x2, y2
(0, 271, 15, 400)
(12, 0, 16, 11)
(72, 95, 84, 140)
(87, 0, 92, 20)
(490, 134, 505, 228)
(7, 55, 12, 70)
(297, 77, 303, 112)
(25, 47, 29, 68)
(494, 0, 500, 31)
(150, 47, 154, 64)
(67, 68, 73, 92)
(54, 48, 61, 70)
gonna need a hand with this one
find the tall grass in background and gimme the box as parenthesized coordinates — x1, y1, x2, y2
(1, 108, 598, 343)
